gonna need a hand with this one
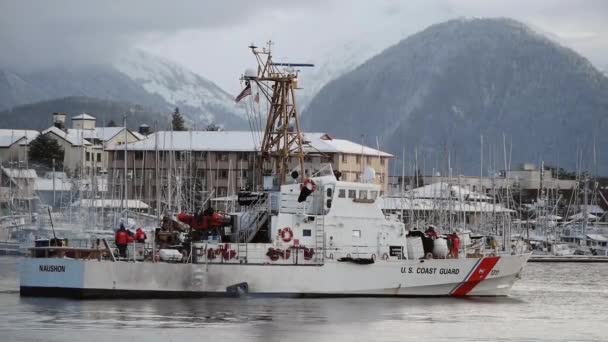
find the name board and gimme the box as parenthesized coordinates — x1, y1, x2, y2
(389, 245, 403, 258)
(39, 265, 66, 272)
(237, 192, 267, 206)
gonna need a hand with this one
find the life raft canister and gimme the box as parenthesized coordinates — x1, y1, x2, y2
(280, 227, 294, 243)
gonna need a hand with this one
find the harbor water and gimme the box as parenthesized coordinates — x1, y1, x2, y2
(0, 257, 605, 342)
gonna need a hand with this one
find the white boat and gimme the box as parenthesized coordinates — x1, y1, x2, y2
(20, 174, 529, 298)
(19, 43, 530, 298)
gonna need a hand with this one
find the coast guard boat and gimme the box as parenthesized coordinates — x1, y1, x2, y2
(19, 42, 530, 298)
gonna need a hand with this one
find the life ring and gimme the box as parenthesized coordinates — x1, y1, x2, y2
(303, 178, 317, 192)
(382, 253, 389, 260)
(280, 227, 294, 243)
(266, 248, 280, 261)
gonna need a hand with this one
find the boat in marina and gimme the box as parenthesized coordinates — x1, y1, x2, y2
(19, 43, 530, 299)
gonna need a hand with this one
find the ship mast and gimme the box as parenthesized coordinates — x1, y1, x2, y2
(243, 41, 313, 186)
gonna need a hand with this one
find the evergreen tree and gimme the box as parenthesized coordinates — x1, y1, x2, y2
(172, 107, 186, 131)
(29, 134, 64, 168)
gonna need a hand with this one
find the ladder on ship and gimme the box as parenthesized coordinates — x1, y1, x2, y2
(314, 215, 325, 264)
(235, 196, 270, 263)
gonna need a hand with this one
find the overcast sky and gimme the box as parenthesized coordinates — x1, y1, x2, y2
(1, 0, 607, 93)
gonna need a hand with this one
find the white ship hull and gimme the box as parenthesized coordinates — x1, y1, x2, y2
(20, 254, 529, 298)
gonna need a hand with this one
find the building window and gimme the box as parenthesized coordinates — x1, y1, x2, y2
(97, 153, 101, 162)
(366, 156, 371, 165)
(338, 189, 346, 198)
(196, 169, 206, 178)
(303, 229, 312, 237)
(348, 189, 356, 199)
(238, 152, 248, 161)
(219, 170, 228, 179)
(356, 155, 361, 164)
(135, 151, 143, 160)
(352, 230, 361, 238)
(86, 152, 90, 161)
(380, 157, 385, 165)
(342, 154, 347, 163)
(217, 153, 228, 162)
(217, 187, 228, 196)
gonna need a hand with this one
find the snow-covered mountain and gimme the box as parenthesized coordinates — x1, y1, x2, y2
(113, 49, 247, 126)
(0, 50, 248, 129)
(304, 18, 608, 174)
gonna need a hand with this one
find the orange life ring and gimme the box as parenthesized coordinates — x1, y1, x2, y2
(280, 227, 294, 243)
(303, 178, 317, 192)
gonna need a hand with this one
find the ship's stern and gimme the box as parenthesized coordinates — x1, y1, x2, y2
(19, 258, 86, 297)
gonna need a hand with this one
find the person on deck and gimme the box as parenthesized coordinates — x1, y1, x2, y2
(135, 227, 147, 243)
(450, 233, 461, 258)
(115, 224, 129, 258)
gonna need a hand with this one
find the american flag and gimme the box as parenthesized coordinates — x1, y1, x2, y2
(235, 80, 252, 102)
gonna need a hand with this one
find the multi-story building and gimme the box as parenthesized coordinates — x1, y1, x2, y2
(106, 131, 392, 212)
(389, 163, 577, 195)
(0, 130, 39, 164)
(41, 113, 142, 176)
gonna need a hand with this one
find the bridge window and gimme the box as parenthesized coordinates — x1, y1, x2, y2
(358, 190, 368, 200)
(326, 187, 333, 198)
(303, 229, 311, 237)
(348, 189, 356, 199)
(338, 189, 346, 198)
(352, 230, 361, 238)
(370, 190, 378, 200)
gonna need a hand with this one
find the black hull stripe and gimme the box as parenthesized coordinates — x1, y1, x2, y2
(20, 286, 507, 300)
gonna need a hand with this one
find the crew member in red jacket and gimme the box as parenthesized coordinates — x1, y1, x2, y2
(450, 233, 461, 258)
(135, 227, 147, 243)
(115, 224, 129, 258)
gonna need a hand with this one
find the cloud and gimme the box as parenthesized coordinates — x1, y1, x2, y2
(140, 0, 608, 92)
(0, 0, 317, 70)
(1, 0, 606, 84)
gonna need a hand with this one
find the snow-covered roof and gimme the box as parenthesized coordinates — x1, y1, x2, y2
(400, 182, 492, 201)
(0, 130, 39, 147)
(568, 212, 600, 220)
(105, 131, 392, 157)
(536, 215, 563, 221)
(578, 204, 605, 214)
(379, 196, 514, 213)
(72, 113, 96, 120)
(586, 234, 608, 242)
(68, 127, 138, 143)
(1, 167, 37, 179)
(132, 131, 146, 140)
(42, 126, 92, 146)
(303, 133, 393, 157)
(34, 178, 73, 192)
(71, 199, 149, 209)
